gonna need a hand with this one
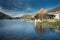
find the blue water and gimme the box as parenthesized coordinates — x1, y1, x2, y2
(0, 20, 60, 40)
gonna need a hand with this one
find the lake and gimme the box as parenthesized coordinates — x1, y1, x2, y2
(0, 20, 60, 40)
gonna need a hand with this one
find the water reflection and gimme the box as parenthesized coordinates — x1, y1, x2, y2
(0, 20, 40, 40)
(0, 20, 60, 40)
(35, 24, 45, 39)
(35, 22, 60, 40)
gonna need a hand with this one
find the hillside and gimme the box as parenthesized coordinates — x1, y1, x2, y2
(47, 6, 60, 13)
(0, 12, 13, 19)
(16, 14, 33, 19)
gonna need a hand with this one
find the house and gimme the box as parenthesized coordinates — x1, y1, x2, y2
(54, 13, 60, 19)
(34, 8, 55, 22)
(43, 14, 55, 19)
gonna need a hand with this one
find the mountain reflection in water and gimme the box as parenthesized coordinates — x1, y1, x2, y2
(0, 20, 60, 40)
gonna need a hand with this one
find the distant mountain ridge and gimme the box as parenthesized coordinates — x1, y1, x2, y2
(16, 6, 60, 19)
(0, 12, 13, 19)
(48, 6, 60, 13)
(0, 6, 60, 19)
(15, 14, 33, 19)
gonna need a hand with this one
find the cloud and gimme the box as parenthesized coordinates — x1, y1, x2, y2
(0, 5, 39, 17)
(0, 0, 60, 11)
(0, 0, 32, 11)
(0, 0, 59, 17)
(0, 9, 38, 17)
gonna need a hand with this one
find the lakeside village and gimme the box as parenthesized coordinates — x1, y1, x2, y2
(20, 8, 60, 32)
(0, 6, 60, 33)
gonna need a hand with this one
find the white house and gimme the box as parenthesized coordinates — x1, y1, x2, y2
(54, 13, 60, 19)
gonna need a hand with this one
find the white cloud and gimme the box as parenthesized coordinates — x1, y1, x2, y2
(25, 7, 33, 11)
(0, 6, 39, 17)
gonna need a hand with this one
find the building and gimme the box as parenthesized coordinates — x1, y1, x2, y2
(54, 13, 60, 19)
(47, 11, 60, 19)
(34, 8, 55, 22)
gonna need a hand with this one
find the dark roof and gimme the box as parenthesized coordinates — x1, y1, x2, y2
(44, 14, 55, 17)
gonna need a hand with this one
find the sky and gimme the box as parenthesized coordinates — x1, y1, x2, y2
(0, 0, 60, 17)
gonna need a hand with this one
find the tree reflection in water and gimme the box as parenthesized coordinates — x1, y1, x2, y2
(35, 22, 46, 39)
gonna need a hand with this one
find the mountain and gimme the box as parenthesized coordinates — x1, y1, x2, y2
(20, 14, 33, 19)
(0, 12, 13, 19)
(15, 14, 34, 20)
(47, 6, 60, 13)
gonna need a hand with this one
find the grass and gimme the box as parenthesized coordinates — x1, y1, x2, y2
(39, 21, 60, 28)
